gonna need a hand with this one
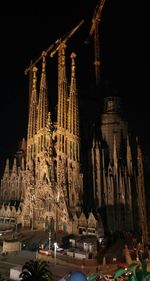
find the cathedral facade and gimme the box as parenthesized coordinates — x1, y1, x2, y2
(0, 46, 84, 234)
(0, 35, 148, 242)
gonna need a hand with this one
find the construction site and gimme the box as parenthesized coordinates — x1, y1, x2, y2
(0, 2, 150, 278)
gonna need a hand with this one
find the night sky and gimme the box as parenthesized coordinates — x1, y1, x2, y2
(0, 0, 149, 173)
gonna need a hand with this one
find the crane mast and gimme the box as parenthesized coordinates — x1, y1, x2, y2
(87, 0, 106, 86)
(94, 20, 100, 86)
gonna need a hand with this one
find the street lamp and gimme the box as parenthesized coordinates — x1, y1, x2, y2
(54, 242, 57, 265)
(55, 190, 60, 234)
(48, 231, 51, 251)
(30, 191, 35, 230)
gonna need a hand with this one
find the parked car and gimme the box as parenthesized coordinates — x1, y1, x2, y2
(38, 248, 52, 256)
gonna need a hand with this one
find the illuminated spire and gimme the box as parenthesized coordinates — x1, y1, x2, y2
(46, 111, 54, 155)
(46, 112, 53, 133)
(21, 156, 25, 171)
(68, 52, 79, 137)
(27, 66, 38, 139)
(57, 43, 68, 130)
(20, 138, 26, 152)
(57, 43, 68, 158)
(126, 135, 133, 176)
(11, 158, 17, 178)
(3, 158, 10, 179)
(37, 51, 48, 131)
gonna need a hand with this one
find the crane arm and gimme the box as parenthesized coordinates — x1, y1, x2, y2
(50, 19, 84, 57)
(24, 40, 59, 75)
(24, 19, 84, 75)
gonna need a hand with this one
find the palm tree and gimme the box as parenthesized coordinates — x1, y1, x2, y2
(19, 259, 53, 281)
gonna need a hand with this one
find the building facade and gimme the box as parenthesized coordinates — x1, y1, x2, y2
(0, 36, 148, 242)
(0, 47, 84, 234)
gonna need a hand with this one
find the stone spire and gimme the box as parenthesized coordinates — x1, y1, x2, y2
(91, 137, 102, 208)
(113, 134, 118, 176)
(11, 158, 17, 178)
(126, 135, 133, 176)
(67, 52, 83, 214)
(57, 43, 68, 132)
(3, 158, 10, 179)
(26, 66, 38, 169)
(20, 138, 26, 152)
(68, 52, 79, 137)
(21, 156, 25, 171)
(67, 52, 80, 162)
(27, 66, 38, 139)
(56, 43, 68, 193)
(46, 112, 56, 183)
(37, 51, 48, 131)
(46, 112, 53, 140)
(56, 43, 68, 208)
(136, 141, 148, 244)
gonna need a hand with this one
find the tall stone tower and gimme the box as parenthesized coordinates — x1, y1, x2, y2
(0, 46, 83, 232)
(101, 96, 128, 162)
(56, 45, 83, 215)
(90, 94, 148, 238)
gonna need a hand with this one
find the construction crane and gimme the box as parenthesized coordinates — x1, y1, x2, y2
(49, 19, 84, 58)
(24, 19, 84, 106)
(24, 19, 84, 75)
(86, 0, 106, 86)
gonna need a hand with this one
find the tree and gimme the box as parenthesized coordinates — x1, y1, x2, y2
(114, 245, 150, 281)
(61, 233, 75, 249)
(19, 259, 53, 281)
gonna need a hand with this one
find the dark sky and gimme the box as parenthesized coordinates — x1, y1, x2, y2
(0, 0, 149, 171)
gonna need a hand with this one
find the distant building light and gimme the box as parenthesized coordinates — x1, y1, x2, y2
(98, 237, 104, 243)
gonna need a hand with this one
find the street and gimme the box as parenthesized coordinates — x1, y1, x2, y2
(0, 249, 117, 280)
(0, 250, 35, 279)
(0, 250, 88, 280)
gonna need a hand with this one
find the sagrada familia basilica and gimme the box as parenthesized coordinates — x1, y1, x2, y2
(0, 2, 149, 243)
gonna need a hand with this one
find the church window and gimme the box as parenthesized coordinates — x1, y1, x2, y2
(31, 144, 33, 158)
(62, 135, 64, 152)
(41, 135, 43, 151)
(76, 144, 79, 161)
(65, 139, 67, 154)
(44, 134, 46, 148)
(70, 141, 72, 159)
(5, 218, 10, 224)
(73, 143, 76, 161)
(59, 134, 61, 151)
(11, 190, 16, 199)
(34, 144, 36, 157)
(4, 190, 8, 199)
(72, 193, 75, 203)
